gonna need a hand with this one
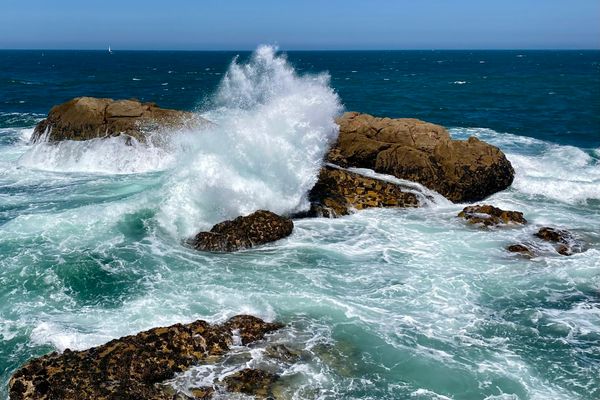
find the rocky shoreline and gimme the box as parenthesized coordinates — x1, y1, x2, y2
(9, 315, 283, 400)
(10, 97, 581, 398)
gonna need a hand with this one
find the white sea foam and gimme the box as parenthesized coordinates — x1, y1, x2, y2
(16, 46, 341, 236)
(509, 146, 600, 204)
(2, 47, 599, 400)
(157, 45, 342, 236)
(18, 134, 176, 174)
(339, 165, 451, 208)
(450, 127, 600, 205)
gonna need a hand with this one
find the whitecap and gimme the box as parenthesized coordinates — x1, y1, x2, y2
(156, 45, 342, 236)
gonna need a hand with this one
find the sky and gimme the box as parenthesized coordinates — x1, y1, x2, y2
(1, 0, 599, 50)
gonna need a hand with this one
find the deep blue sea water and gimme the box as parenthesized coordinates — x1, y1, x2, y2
(2, 50, 599, 147)
(0, 48, 599, 399)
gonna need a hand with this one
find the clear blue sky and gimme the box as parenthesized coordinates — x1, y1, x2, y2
(1, 0, 599, 50)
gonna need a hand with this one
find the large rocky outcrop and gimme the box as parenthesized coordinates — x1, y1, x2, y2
(8, 315, 282, 400)
(327, 112, 514, 202)
(31, 97, 207, 143)
(301, 166, 419, 217)
(189, 210, 294, 252)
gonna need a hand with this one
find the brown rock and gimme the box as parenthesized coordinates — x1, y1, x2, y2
(224, 315, 284, 345)
(535, 227, 583, 256)
(31, 97, 208, 143)
(507, 244, 534, 257)
(189, 210, 293, 252)
(265, 344, 302, 363)
(535, 227, 571, 243)
(301, 165, 419, 217)
(328, 112, 514, 202)
(458, 205, 527, 226)
(190, 386, 214, 399)
(8, 315, 282, 400)
(222, 369, 279, 399)
(556, 244, 572, 256)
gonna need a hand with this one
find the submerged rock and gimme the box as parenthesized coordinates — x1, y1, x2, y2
(222, 368, 280, 399)
(8, 315, 281, 400)
(535, 227, 583, 256)
(302, 165, 419, 217)
(265, 343, 302, 363)
(507, 227, 586, 258)
(189, 386, 215, 399)
(507, 244, 534, 257)
(189, 210, 294, 252)
(328, 112, 514, 202)
(535, 227, 572, 243)
(31, 97, 208, 143)
(458, 204, 527, 226)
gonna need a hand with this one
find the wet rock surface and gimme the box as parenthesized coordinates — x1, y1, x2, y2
(535, 227, 572, 243)
(507, 227, 586, 258)
(31, 97, 207, 143)
(458, 204, 527, 226)
(8, 315, 282, 400)
(301, 165, 419, 217)
(189, 386, 215, 399)
(535, 227, 584, 256)
(507, 244, 534, 257)
(222, 368, 280, 399)
(265, 343, 302, 364)
(327, 112, 515, 202)
(189, 210, 294, 252)
(224, 315, 285, 345)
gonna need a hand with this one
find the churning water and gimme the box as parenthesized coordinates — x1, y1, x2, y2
(0, 47, 599, 399)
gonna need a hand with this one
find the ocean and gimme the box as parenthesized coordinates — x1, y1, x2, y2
(0, 47, 599, 399)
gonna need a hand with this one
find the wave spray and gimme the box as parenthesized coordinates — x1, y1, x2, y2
(157, 45, 342, 237)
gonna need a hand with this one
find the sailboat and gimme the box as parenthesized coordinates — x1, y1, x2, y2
(108, 45, 113, 54)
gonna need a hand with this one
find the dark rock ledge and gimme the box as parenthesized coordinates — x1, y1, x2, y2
(188, 210, 294, 252)
(458, 204, 527, 227)
(9, 315, 282, 400)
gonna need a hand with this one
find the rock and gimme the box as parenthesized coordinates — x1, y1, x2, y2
(190, 387, 215, 399)
(189, 210, 294, 252)
(535, 227, 582, 256)
(8, 315, 282, 400)
(265, 344, 302, 363)
(507, 244, 534, 257)
(222, 369, 279, 399)
(507, 227, 586, 259)
(300, 165, 419, 217)
(224, 315, 285, 345)
(458, 205, 527, 226)
(556, 244, 572, 256)
(328, 112, 514, 202)
(535, 227, 571, 243)
(31, 97, 208, 143)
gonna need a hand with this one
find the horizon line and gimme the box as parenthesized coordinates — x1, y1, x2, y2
(1, 47, 599, 52)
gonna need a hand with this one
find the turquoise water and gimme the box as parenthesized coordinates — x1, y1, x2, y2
(1, 47, 599, 399)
